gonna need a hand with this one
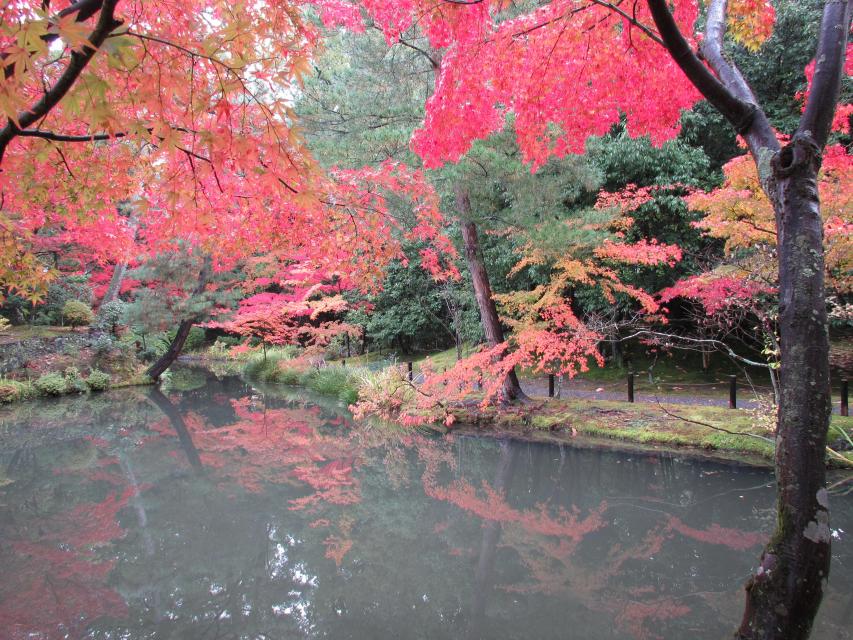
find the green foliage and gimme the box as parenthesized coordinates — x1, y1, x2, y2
(243, 350, 294, 382)
(125, 251, 242, 337)
(63, 367, 89, 393)
(62, 300, 95, 327)
(303, 366, 358, 399)
(85, 369, 111, 392)
(587, 127, 716, 190)
(0, 379, 34, 403)
(34, 372, 69, 396)
(93, 299, 127, 334)
(36, 275, 93, 326)
(179, 326, 207, 352)
(90, 333, 116, 355)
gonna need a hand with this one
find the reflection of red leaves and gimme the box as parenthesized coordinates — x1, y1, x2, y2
(424, 476, 607, 542)
(618, 598, 691, 640)
(666, 516, 765, 551)
(0, 487, 132, 639)
(323, 535, 353, 566)
(0, 542, 128, 640)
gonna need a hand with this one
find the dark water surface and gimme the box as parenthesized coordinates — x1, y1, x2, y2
(1, 367, 850, 640)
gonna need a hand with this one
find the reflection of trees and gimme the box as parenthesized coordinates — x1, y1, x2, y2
(470, 440, 518, 636)
(0, 437, 132, 639)
(416, 439, 781, 640)
(2, 371, 851, 640)
(148, 387, 203, 469)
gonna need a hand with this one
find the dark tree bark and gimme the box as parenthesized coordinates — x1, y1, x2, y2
(647, 1, 851, 637)
(457, 187, 526, 402)
(146, 257, 212, 381)
(146, 319, 194, 381)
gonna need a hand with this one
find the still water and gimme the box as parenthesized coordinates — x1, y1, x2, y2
(0, 367, 850, 640)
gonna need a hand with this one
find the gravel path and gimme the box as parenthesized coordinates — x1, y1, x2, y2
(519, 376, 769, 409)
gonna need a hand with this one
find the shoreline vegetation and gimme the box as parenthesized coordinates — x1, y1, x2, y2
(204, 346, 853, 470)
(2, 337, 850, 470)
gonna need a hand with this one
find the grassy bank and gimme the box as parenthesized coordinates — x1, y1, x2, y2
(236, 347, 853, 469)
(243, 350, 362, 405)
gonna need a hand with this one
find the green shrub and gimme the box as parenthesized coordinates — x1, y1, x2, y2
(93, 299, 127, 334)
(179, 326, 207, 352)
(34, 372, 69, 396)
(275, 365, 305, 385)
(305, 366, 359, 400)
(62, 300, 95, 327)
(85, 369, 111, 392)
(41, 276, 92, 325)
(338, 386, 359, 405)
(90, 333, 115, 355)
(244, 353, 289, 382)
(63, 367, 89, 393)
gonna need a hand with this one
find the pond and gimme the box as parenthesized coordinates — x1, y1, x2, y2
(0, 366, 850, 640)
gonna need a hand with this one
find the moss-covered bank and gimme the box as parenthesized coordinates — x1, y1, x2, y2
(438, 398, 853, 469)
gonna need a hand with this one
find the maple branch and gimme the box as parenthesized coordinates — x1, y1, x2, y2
(797, 0, 853, 149)
(0, 0, 122, 165)
(18, 130, 120, 142)
(396, 35, 440, 70)
(645, 0, 766, 143)
(700, 0, 780, 155)
(589, 0, 662, 46)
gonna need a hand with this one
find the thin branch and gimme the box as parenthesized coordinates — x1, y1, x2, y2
(0, 0, 122, 164)
(654, 401, 775, 444)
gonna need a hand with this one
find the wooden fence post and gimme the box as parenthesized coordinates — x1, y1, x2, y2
(841, 378, 849, 417)
(407, 361, 413, 382)
(627, 372, 634, 403)
(548, 374, 555, 398)
(729, 375, 737, 409)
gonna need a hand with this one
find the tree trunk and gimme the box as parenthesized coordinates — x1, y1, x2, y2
(457, 187, 526, 402)
(146, 319, 194, 381)
(146, 256, 211, 381)
(100, 262, 127, 307)
(736, 137, 832, 640)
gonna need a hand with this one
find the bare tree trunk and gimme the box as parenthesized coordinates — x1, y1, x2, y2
(146, 257, 211, 381)
(146, 319, 194, 381)
(736, 138, 832, 640)
(646, 2, 850, 635)
(100, 262, 127, 307)
(457, 186, 526, 402)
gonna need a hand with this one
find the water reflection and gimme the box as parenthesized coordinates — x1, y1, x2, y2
(0, 367, 850, 640)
